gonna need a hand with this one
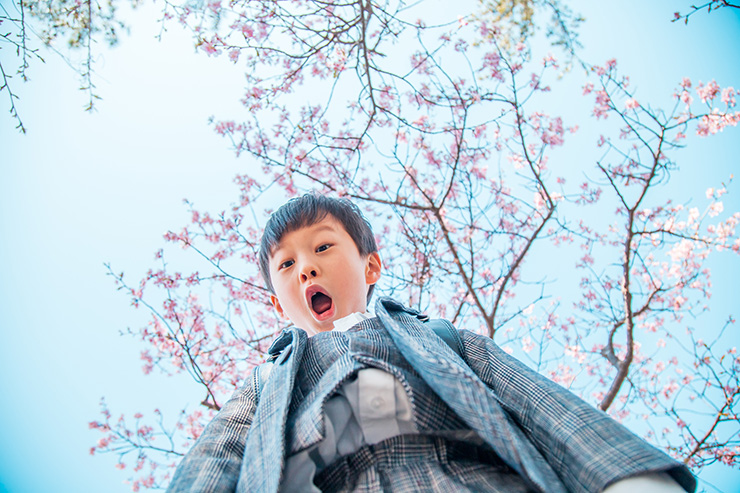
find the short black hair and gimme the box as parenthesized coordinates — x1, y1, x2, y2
(258, 193, 378, 301)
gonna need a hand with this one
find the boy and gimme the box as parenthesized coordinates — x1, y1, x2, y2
(168, 194, 695, 492)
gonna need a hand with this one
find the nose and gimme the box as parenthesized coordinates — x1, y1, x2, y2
(299, 263, 319, 282)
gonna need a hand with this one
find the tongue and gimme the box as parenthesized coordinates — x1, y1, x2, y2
(312, 292, 332, 314)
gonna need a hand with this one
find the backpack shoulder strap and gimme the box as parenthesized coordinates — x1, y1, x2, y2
(424, 318, 465, 359)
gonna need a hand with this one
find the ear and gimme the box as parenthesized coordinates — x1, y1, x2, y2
(364, 252, 382, 285)
(270, 294, 286, 318)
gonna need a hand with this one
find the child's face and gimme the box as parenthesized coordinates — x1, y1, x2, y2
(268, 215, 381, 336)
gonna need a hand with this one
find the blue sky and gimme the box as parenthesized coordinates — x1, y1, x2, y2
(1, 1, 739, 491)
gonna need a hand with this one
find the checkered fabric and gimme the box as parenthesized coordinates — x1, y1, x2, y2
(315, 434, 531, 492)
(166, 297, 696, 493)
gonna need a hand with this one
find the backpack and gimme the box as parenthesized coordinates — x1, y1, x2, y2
(252, 318, 464, 399)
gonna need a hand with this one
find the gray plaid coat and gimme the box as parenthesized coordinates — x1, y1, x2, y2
(167, 298, 695, 492)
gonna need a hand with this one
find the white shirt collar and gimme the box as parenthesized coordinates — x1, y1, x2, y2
(332, 311, 373, 332)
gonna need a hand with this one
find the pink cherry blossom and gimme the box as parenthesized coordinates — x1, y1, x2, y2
(697, 80, 720, 103)
(624, 98, 639, 110)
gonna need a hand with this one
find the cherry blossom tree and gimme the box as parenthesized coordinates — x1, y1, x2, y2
(673, 1, 740, 24)
(8, 0, 737, 490)
(0, 0, 130, 132)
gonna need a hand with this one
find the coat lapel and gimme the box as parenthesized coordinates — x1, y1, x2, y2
(239, 327, 307, 493)
(375, 297, 567, 493)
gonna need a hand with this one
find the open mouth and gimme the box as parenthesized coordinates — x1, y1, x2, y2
(311, 292, 333, 314)
(306, 286, 335, 320)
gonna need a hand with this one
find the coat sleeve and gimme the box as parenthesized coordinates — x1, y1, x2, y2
(166, 370, 259, 492)
(459, 329, 696, 493)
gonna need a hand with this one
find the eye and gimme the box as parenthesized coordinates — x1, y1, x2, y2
(316, 244, 331, 253)
(278, 259, 294, 270)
